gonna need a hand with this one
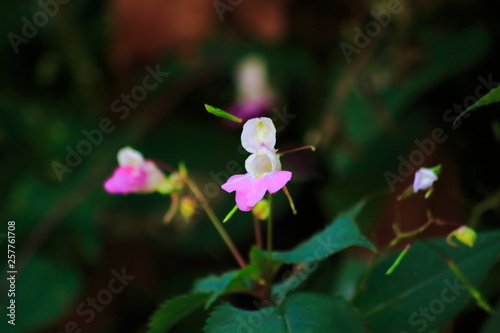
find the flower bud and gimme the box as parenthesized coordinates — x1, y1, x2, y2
(180, 196, 197, 222)
(252, 199, 270, 220)
(447, 226, 477, 248)
(413, 166, 440, 193)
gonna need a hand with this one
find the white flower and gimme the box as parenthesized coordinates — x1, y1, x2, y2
(413, 167, 438, 193)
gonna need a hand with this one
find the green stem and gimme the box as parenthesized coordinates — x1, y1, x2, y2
(254, 215, 263, 249)
(424, 241, 493, 313)
(385, 243, 411, 275)
(282, 186, 297, 215)
(185, 178, 247, 268)
(267, 194, 273, 262)
(263, 194, 275, 295)
(353, 217, 435, 300)
(223, 205, 239, 223)
(162, 192, 179, 224)
(279, 145, 316, 156)
(467, 190, 500, 228)
(387, 219, 434, 248)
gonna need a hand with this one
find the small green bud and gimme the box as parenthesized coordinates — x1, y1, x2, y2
(157, 173, 184, 194)
(178, 162, 188, 178)
(180, 196, 197, 222)
(252, 199, 270, 220)
(157, 179, 174, 194)
(447, 226, 477, 248)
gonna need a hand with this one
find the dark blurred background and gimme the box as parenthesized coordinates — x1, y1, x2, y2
(1, 0, 500, 332)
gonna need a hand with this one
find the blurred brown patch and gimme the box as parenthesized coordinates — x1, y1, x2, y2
(109, 0, 215, 72)
(109, 0, 291, 74)
(233, 0, 289, 42)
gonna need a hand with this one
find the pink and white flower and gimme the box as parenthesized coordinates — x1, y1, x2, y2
(104, 147, 165, 194)
(221, 118, 292, 211)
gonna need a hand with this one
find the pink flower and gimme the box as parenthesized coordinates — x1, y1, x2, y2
(221, 118, 292, 211)
(104, 147, 165, 194)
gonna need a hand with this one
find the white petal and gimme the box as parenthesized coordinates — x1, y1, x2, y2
(241, 117, 276, 153)
(118, 147, 144, 167)
(245, 147, 280, 176)
(413, 168, 438, 192)
(140, 161, 166, 192)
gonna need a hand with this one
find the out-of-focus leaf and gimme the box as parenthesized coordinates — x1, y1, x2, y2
(148, 293, 210, 333)
(193, 271, 242, 309)
(354, 230, 500, 333)
(0, 256, 82, 332)
(480, 300, 500, 333)
(263, 211, 375, 264)
(454, 84, 500, 125)
(204, 292, 366, 333)
(194, 247, 283, 308)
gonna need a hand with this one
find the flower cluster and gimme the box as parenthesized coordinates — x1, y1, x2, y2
(222, 118, 292, 211)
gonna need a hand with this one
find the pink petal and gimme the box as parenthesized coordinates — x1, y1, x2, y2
(235, 191, 254, 212)
(262, 171, 292, 193)
(221, 171, 292, 212)
(221, 173, 266, 211)
(221, 174, 255, 211)
(243, 177, 268, 208)
(221, 174, 252, 193)
(104, 166, 147, 194)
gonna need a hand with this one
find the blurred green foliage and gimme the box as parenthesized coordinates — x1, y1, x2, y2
(1, 0, 500, 332)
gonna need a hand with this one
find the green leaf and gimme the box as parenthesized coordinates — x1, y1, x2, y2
(194, 271, 240, 294)
(271, 263, 318, 305)
(204, 292, 366, 333)
(148, 293, 210, 333)
(205, 104, 242, 123)
(454, 84, 500, 125)
(243, 246, 283, 280)
(193, 271, 243, 309)
(354, 230, 500, 333)
(0, 256, 82, 332)
(480, 300, 500, 333)
(329, 258, 368, 300)
(194, 248, 283, 308)
(267, 213, 375, 264)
